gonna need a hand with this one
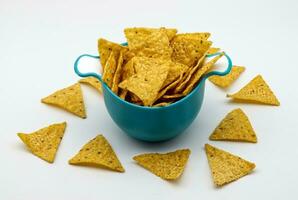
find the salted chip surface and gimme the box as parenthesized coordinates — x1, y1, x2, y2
(207, 47, 220, 54)
(102, 51, 117, 88)
(79, 77, 102, 93)
(17, 122, 66, 163)
(227, 75, 280, 106)
(111, 51, 124, 94)
(162, 62, 189, 88)
(209, 66, 245, 88)
(98, 38, 128, 70)
(183, 53, 224, 95)
(171, 35, 212, 67)
(174, 32, 211, 40)
(69, 135, 124, 172)
(119, 57, 170, 106)
(119, 59, 135, 99)
(209, 108, 257, 143)
(133, 149, 190, 180)
(124, 28, 172, 59)
(41, 83, 86, 118)
(205, 144, 255, 187)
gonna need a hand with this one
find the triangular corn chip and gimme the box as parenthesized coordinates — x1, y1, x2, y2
(102, 51, 117, 88)
(41, 83, 86, 118)
(183, 53, 224, 95)
(209, 66, 245, 88)
(205, 144, 255, 187)
(174, 32, 211, 41)
(207, 47, 221, 54)
(209, 108, 257, 143)
(79, 77, 102, 93)
(98, 38, 128, 71)
(69, 135, 124, 172)
(162, 62, 189, 88)
(227, 75, 280, 106)
(133, 149, 190, 180)
(119, 57, 170, 106)
(111, 51, 124, 94)
(17, 122, 66, 163)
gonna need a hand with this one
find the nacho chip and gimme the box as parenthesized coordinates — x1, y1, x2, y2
(79, 77, 102, 93)
(98, 38, 128, 70)
(69, 135, 124, 172)
(174, 32, 211, 40)
(227, 75, 280, 106)
(183, 53, 224, 95)
(111, 51, 124, 94)
(162, 62, 189, 88)
(119, 59, 135, 99)
(171, 35, 212, 66)
(209, 108, 257, 143)
(207, 47, 220, 54)
(209, 66, 245, 88)
(125, 28, 172, 59)
(205, 144, 255, 187)
(119, 57, 170, 106)
(17, 122, 66, 163)
(133, 149, 190, 180)
(41, 83, 86, 118)
(174, 54, 207, 93)
(102, 51, 117, 88)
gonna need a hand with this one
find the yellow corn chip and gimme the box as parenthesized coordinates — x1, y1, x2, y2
(119, 57, 170, 106)
(205, 144, 255, 187)
(69, 135, 124, 172)
(209, 108, 257, 143)
(183, 53, 224, 95)
(227, 75, 280, 106)
(17, 122, 66, 163)
(174, 54, 207, 93)
(162, 62, 189, 88)
(41, 83, 86, 118)
(111, 51, 124, 94)
(174, 32, 211, 40)
(209, 66, 245, 88)
(171, 35, 212, 67)
(79, 77, 102, 93)
(133, 149, 190, 180)
(119, 59, 135, 99)
(98, 38, 128, 70)
(162, 93, 185, 99)
(207, 47, 220, 54)
(102, 51, 117, 88)
(124, 28, 172, 59)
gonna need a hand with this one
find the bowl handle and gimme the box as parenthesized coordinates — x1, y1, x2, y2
(201, 52, 233, 81)
(74, 54, 104, 84)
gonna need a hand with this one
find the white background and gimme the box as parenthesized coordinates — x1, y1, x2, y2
(1, 0, 298, 199)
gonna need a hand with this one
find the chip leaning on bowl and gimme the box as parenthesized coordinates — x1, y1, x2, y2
(97, 27, 224, 107)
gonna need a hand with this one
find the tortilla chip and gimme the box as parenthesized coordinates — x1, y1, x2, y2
(162, 62, 189, 88)
(125, 28, 172, 59)
(174, 54, 207, 93)
(227, 75, 280, 106)
(98, 38, 128, 70)
(171, 35, 212, 67)
(174, 32, 211, 40)
(119, 57, 170, 106)
(119, 59, 135, 99)
(209, 108, 257, 143)
(79, 77, 102, 93)
(183, 53, 224, 95)
(69, 135, 124, 172)
(209, 66, 245, 88)
(205, 144, 255, 187)
(102, 51, 117, 88)
(111, 51, 124, 94)
(133, 149, 190, 180)
(162, 93, 185, 99)
(17, 122, 66, 163)
(41, 83, 86, 118)
(207, 47, 220, 54)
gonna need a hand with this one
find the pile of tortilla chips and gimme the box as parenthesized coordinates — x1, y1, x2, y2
(98, 27, 223, 107)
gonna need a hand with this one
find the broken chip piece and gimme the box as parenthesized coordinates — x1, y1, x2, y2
(209, 66, 245, 88)
(17, 122, 67, 163)
(227, 75, 280, 106)
(69, 135, 124, 172)
(41, 83, 86, 118)
(205, 144, 255, 187)
(133, 149, 190, 180)
(209, 108, 257, 143)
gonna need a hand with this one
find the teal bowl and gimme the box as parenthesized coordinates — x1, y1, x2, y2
(74, 50, 232, 142)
